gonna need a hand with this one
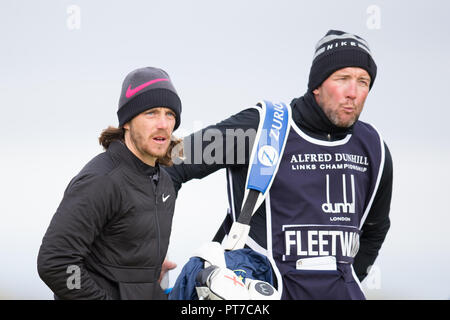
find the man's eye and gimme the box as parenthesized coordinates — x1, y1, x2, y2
(359, 80, 369, 86)
(167, 112, 175, 118)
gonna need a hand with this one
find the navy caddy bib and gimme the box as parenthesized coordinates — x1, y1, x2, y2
(265, 117, 385, 299)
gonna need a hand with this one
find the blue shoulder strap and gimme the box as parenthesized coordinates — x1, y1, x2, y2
(245, 100, 291, 204)
(223, 100, 291, 250)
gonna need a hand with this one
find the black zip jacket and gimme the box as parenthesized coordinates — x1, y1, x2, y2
(37, 140, 176, 299)
(166, 92, 392, 281)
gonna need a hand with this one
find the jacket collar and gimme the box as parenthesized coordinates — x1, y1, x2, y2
(108, 140, 158, 177)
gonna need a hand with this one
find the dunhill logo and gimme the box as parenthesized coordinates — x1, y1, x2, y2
(321, 174, 356, 214)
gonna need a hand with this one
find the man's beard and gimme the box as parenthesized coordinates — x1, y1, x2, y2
(129, 127, 169, 160)
(325, 108, 360, 128)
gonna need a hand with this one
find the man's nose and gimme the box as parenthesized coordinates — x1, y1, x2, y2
(345, 80, 357, 100)
(156, 114, 169, 129)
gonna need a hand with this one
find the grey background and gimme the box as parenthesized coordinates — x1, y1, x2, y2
(1, 0, 449, 299)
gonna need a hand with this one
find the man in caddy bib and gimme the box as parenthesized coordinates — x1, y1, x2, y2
(167, 30, 393, 299)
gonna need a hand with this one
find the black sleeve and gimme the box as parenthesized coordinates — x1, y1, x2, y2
(166, 107, 260, 195)
(353, 142, 393, 281)
(37, 174, 121, 299)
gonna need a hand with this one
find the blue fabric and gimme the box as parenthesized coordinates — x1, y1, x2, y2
(169, 248, 274, 300)
(246, 100, 290, 194)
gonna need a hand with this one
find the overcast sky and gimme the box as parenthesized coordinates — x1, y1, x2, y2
(1, 0, 449, 299)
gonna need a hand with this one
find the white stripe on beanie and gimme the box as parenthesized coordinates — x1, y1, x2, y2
(313, 32, 372, 60)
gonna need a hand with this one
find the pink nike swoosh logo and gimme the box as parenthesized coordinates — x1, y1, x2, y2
(125, 78, 169, 98)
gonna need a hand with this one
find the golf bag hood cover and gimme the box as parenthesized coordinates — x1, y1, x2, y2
(169, 248, 274, 300)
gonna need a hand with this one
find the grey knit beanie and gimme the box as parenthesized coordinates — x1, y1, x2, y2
(117, 67, 182, 129)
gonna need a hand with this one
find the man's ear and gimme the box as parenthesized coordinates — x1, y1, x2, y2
(312, 88, 319, 95)
(123, 122, 130, 130)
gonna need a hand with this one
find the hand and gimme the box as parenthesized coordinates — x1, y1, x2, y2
(159, 259, 177, 283)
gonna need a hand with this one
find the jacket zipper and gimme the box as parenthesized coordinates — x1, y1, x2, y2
(327, 133, 331, 141)
(152, 179, 161, 263)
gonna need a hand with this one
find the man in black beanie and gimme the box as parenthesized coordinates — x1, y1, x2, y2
(38, 67, 182, 299)
(166, 30, 393, 300)
(308, 29, 377, 92)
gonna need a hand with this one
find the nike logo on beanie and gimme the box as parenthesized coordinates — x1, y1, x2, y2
(125, 78, 169, 98)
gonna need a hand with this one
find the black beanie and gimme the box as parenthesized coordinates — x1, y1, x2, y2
(117, 67, 182, 130)
(307, 30, 377, 92)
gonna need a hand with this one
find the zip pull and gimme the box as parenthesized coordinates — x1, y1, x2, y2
(327, 133, 331, 141)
